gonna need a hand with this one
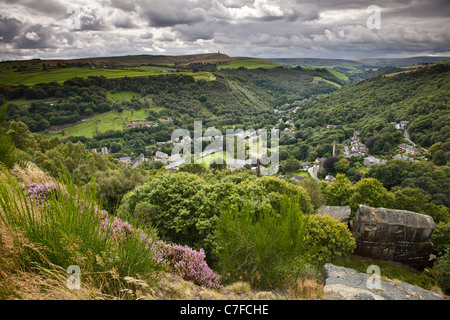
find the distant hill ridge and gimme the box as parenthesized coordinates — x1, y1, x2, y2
(0, 53, 232, 67)
(270, 56, 450, 67)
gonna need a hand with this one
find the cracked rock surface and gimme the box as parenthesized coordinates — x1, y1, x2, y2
(322, 263, 444, 300)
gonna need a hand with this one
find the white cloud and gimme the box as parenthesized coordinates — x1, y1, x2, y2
(24, 31, 40, 41)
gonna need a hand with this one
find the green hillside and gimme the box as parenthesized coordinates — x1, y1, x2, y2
(0, 54, 280, 86)
(0, 62, 341, 136)
(293, 62, 450, 150)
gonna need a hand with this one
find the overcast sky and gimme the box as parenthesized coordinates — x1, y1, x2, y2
(1, 0, 449, 61)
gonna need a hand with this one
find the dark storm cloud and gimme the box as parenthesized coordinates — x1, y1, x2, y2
(1, 0, 67, 18)
(113, 16, 138, 29)
(0, 15, 22, 43)
(15, 24, 54, 49)
(138, 0, 207, 27)
(110, 0, 137, 13)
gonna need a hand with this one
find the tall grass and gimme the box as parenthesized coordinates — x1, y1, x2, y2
(215, 195, 309, 289)
(0, 168, 162, 297)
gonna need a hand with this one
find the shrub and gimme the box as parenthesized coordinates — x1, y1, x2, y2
(118, 172, 314, 264)
(434, 251, 450, 295)
(117, 171, 220, 257)
(303, 214, 356, 267)
(322, 173, 352, 206)
(348, 178, 395, 212)
(431, 222, 450, 257)
(215, 195, 309, 289)
(299, 178, 324, 210)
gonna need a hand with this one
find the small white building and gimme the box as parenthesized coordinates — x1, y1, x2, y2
(154, 151, 170, 164)
(364, 156, 387, 167)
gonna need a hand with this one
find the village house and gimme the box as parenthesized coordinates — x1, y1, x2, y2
(168, 153, 182, 163)
(399, 143, 420, 156)
(291, 175, 306, 183)
(154, 151, 170, 164)
(394, 121, 410, 131)
(281, 128, 296, 138)
(165, 158, 186, 171)
(363, 156, 387, 167)
(345, 130, 368, 158)
(126, 122, 157, 129)
(118, 156, 131, 165)
(325, 175, 336, 184)
(315, 157, 326, 170)
(394, 154, 419, 162)
(226, 158, 253, 171)
(130, 154, 146, 168)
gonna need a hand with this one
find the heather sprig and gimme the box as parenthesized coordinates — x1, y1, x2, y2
(152, 241, 222, 289)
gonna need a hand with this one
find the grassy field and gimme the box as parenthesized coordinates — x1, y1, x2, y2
(201, 151, 227, 167)
(0, 55, 278, 86)
(313, 76, 342, 88)
(44, 108, 155, 138)
(328, 69, 349, 81)
(0, 65, 216, 86)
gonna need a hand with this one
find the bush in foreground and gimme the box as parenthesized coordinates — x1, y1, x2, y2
(215, 195, 309, 289)
(303, 214, 356, 268)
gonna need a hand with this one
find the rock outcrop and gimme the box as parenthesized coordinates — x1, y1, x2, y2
(322, 264, 443, 300)
(317, 205, 351, 224)
(352, 205, 436, 270)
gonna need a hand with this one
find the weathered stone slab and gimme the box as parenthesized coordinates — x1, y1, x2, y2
(352, 205, 436, 270)
(317, 205, 351, 224)
(322, 263, 443, 300)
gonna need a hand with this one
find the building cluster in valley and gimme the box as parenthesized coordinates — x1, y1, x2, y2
(92, 146, 147, 168)
(92, 110, 424, 179)
(310, 122, 425, 183)
(150, 129, 270, 172)
(343, 130, 368, 158)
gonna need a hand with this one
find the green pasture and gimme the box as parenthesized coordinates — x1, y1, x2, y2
(328, 69, 349, 81)
(0, 66, 216, 86)
(45, 108, 154, 138)
(201, 151, 227, 167)
(313, 76, 342, 88)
